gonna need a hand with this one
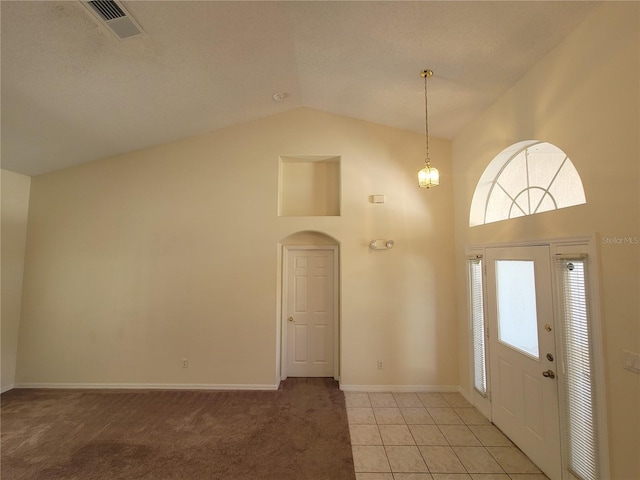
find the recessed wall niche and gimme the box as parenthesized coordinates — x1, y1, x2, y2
(278, 155, 341, 217)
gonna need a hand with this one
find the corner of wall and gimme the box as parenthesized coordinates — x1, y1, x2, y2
(1, 169, 32, 391)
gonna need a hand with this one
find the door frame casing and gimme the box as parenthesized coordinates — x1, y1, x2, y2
(465, 234, 610, 480)
(280, 245, 340, 381)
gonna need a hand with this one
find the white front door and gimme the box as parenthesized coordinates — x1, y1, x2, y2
(485, 245, 562, 479)
(284, 248, 336, 378)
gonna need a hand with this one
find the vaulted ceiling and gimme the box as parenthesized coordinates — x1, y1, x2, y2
(1, 1, 599, 176)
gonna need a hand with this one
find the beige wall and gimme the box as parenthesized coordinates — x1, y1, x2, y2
(16, 107, 457, 389)
(1, 169, 31, 391)
(452, 3, 639, 479)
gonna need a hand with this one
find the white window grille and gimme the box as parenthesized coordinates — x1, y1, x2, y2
(470, 141, 586, 226)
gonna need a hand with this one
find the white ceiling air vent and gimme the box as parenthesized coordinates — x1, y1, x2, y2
(83, 0, 144, 39)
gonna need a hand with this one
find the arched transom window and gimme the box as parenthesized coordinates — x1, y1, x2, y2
(470, 140, 586, 227)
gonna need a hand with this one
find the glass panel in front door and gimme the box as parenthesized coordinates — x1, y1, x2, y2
(495, 260, 539, 359)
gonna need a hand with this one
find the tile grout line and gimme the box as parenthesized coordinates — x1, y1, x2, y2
(349, 391, 545, 478)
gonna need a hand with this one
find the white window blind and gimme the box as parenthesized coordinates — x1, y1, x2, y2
(469, 257, 487, 396)
(556, 257, 599, 480)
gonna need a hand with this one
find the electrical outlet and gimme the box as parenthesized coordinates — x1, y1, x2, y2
(182, 358, 189, 368)
(377, 360, 384, 370)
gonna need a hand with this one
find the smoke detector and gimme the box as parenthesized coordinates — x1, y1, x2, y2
(82, 0, 144, 39)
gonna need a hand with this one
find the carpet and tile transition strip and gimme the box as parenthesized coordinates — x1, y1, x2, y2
(1, 378, 356, 480)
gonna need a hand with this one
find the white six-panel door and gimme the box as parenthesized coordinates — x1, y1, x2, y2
(284, 248, 336, 378)
(485, 245, 562, 479)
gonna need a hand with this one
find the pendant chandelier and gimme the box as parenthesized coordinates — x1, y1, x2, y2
(418, 69, 440, 188)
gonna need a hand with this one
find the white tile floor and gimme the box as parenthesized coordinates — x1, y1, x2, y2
(346, 391, 549, 480)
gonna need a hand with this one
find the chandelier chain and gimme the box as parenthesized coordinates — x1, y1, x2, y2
(424, 72, 430, 165)
(417, 68, 439, 188)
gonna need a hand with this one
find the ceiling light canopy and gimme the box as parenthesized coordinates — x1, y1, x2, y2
(418, 69, 439, 189)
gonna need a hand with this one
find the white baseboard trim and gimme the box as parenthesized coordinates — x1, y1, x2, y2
(339, 384, 460, 393)
(13, 383, 279, 391)
(1, 384, 15, 394)
(458, 386, 473, 404)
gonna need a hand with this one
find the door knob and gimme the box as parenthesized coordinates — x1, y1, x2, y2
(288, 316, 294, 322)
(542, 369, 556, 379)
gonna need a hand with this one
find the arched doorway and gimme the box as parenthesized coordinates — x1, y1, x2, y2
(279, 231, 340, 380)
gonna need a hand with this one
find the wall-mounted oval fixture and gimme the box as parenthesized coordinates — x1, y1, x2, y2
(369, 239, 395, 250)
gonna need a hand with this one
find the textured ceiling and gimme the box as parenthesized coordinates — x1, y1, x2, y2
(1, 1, 599, 176)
